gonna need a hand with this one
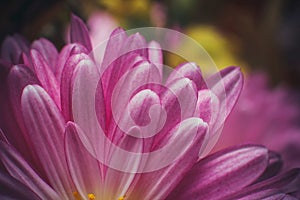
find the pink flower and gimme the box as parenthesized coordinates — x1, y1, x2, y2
(214, 73, 300, 170)
(0, 14, 299, 199)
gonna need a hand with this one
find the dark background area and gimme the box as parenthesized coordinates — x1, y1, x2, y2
(1, 0, 299, 89)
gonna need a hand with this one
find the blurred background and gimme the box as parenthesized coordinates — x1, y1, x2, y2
(1, 0, 300, 88)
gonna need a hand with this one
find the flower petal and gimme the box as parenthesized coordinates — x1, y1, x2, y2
(228, 168, 300, 199)
(21, 84, 73, 198)
(71, 56, 107, 171)
(56, 43, 88, 84)
(70, 14, 93, 52)
(64, 122, 103, 199)
(0, 142, 60, 199)
(7, 65, 42, 167)
(148, 41, 163, 77)
(31, 38, 58, 70)
(61, 52, 90, 120)
(1, 34, 29, 64)
(103, 128, 144, 200)
(129, 118, 208, 199)
(167, 145, 269, 200)
(30, 49, 60, 108)
(208, 66, 243, 128)
(0, 169, 39, 200)
(166, 62, 204, 90)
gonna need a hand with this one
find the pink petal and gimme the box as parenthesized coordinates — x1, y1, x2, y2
(103, 129, 144, 200)
(30, 49, 61, 108)
(148, 41, 163, 78)
(208, 66, 243, 128)
(31, 38, 58, 71)
(166, 62, 204, 90)
(193, 89, 219, 124)
(71, 56, 107, 169)
(101, 28, 127, 72)
(168, 145, 269, 200)
(108, 61, 161, 141)
(0, 129, 9, 144)
(7, 65, 41, 166)
(61, 52, 90, 120)
(1, 34, 29, 64)
(21, 85, 73, 198)
(0, 142, 59, 199)
(70, 14, 93, 52)
(0, 170, 39, 200)
(228, 168, 300, 199)
(152, 77, 198, 148)
(64, 122, 103, 199)
(128, 118, 208, 199)
(56, 43, 88, 84)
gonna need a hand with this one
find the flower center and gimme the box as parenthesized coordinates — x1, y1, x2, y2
(73, 192, 96, 200)
(73, 191, 126, 200)
(118, 195, 126, 200)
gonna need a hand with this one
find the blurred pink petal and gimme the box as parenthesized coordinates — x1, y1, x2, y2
(214, 73, 300, 170)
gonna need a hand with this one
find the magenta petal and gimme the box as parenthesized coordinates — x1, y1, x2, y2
(1, 34, 29, 64)
(31, 38, 58, 71)
(64, 122, 103, 199)
(30, 49, 61, 108)
(148, 41, 163, 77)
(129, 118, 208, 199)
(209, 66, 243, 128)
(168, 145, 269, 200)
(71, 56, 107, 167)
(103, 131, 144, 200)
(228, 168, 300, 199)
(109, 61, 161, 124)
(21, 85, 72, 198)
(194, 89, 219, 124)
(0, 170, 39, 200)
(153, 77, 198, 146)
(61, 53, 90, 120)
(7, 65, 40, 164)
(101, 28, 127, 71)
(56, 43, 88, 84)
(0, 129, 8, 144)
(166, 62, 204, 90)
(121, 33, 148, 58)
(70, 14, 93, 52)
(0, 142, 59, 199)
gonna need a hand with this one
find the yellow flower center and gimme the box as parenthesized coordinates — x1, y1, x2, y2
(73, 191, 126, 200)
(88, 193, 96, 200)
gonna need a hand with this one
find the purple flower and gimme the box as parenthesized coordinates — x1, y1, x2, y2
(0, 14, 299, 199)
(214, 73, 300, 170)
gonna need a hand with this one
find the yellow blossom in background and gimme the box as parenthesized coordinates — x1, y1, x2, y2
(167, 25, 247, 74)
(99, 0, 150, 19)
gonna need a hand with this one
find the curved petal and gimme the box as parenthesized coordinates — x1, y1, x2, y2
(208, 66, 243, 129)
(0, 170, 39, 200)
(166, 62, 204, 90)
(1, 34, 29, 64)
(148, 41, 163, 78)
(0, 142, 60, 199)
(64, 122, 103, 199)
(227, 168, 300, 199)
(31, 38, 58, 70)
(168, 145, 269, 200)
(70, 14, 93, 52)
(61, 53, 90, 120)
(21, 85, 73, 198)
(129, 118, 208, 200)
(56, 43, 88, 84)
(30, 49, 60, 108)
